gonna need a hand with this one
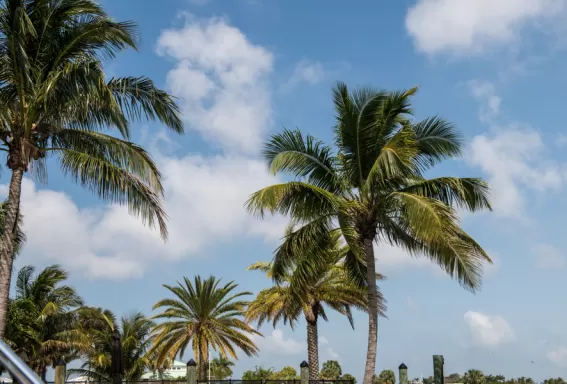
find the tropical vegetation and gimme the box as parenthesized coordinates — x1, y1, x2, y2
(0, 0, 184, 338)
(246, 228, 386, 379)
(150, 275, 260, 380)
(246, 83, 492, 384)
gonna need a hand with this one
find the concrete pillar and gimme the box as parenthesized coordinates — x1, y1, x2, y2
(300, 361, 309, 384)
(399, 363, 408, 384)
(54, 360, 66, 384)
(187, 359, 197, 384)
(433, 355, 444, 384)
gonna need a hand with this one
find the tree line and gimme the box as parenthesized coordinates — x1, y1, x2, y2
(0, 2, 496, 384)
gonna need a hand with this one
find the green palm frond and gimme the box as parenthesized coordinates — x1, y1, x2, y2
(151, 275, 259, 379)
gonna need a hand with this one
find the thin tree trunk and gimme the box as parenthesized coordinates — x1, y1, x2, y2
(306, 319, 319, 380)
(198, 344, 207, 381)
(363, 237, 378, 384)
(0, 168, 24, 339)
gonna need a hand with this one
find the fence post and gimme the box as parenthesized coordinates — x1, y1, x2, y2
(54, 359, 66, 384)
(187, 359, 197, 384)
(433, 355, 444, 384)
(300, 361, 309, 384)
(399, 364, 408, 384)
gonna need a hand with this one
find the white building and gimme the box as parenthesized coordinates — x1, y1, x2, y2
(141, 360, 187, 380)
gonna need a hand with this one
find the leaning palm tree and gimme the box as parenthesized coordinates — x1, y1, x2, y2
(0, 0, 183, 337)
(5, 264, 84, 379)
(68, 308, 154, 381)
(150, 276, 260, 380)
(246, 229, 386, 380)
(246, 83, 492, 384)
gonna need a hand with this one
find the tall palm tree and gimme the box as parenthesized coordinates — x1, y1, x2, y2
(69, 308, 155, 381)
(0, 0, 184, 337)
(5, 264, 83, 379)
(151, 275, 260, 380)
(246, 83, 492, 384)
(246, 230, 386, 380)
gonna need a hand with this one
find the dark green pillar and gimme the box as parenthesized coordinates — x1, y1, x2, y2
(399, 363, 408, 384)
(433, 355, 444, 384)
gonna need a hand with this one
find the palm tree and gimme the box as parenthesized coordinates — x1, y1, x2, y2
(463, 370, 486, 384)
(246, 230, 385, 380)
(208, 355, 235, 380)
(69, 308, 154, 381)
(246, 83, 492, 384)
(0, 0, 184, 337)
(150, 275, 260, 380)
(5, 264, 83, 379)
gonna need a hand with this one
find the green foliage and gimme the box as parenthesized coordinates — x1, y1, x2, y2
(150, 276, 260, 380)
(341, 373, 357, 384)
(273, 366, 300, 380)
(543, 378, 567, 384)
(242, 366, 275, 380)
(376, 369, 396, 384)
(320, 360, 342, 380)
(69, 308, 154, 381)
(5, 265, 83, 379)
(422, 376, 434, 384)
(208, 355, 235, 380)
(485, 375, 504, 384)
(446, 373, 463, 383)
(463, 370, 486, 384)
(505, 378, 535, 384)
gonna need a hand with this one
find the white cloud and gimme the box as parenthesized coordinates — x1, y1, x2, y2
(464, 311, 515, 347)
(319, 336, 341, 361)
(284, 59, 325, 90)
(252, 329, 304, 356)
(7, 155, 287, 280)
(468, 80, 502, 123)
(533, 243, 566, 269)
(156, 14, 273, 154)
(405, 0, 566, 55)
(548, 346, 567, 366)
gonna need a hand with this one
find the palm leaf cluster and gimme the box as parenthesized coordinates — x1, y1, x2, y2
(246, 82, 492, 384)
(0, 0, 184, 338)
(150, 276, 261, 380)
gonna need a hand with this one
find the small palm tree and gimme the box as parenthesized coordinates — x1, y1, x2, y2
(150, 276, 260, 380)
(0, 0, 184, 337)
(5, 264, 83, 380)
(246, 230, 386, 380)
(69, 308, 154, 381)
(246, 83, 492, 384)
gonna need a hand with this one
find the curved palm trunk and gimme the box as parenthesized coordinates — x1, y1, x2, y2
(363, 237, 378, 384)
(306, 319, 319, 380)
(0, 168, 24, 339)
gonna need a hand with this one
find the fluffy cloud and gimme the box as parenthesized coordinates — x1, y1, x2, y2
(156, 13, 273, 153)
(6, 155, 287, 280)
(533, 243, 566, 269)
(319, 336, 341, 361)
(548, 346, 567, 366)
(464, 311, 515, 347)
(251, 329, 304, 356)
(284, 59, 325, 90)
(465, 82, 566, 219)
(405, 0, 566, 55)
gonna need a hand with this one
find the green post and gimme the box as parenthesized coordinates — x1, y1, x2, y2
(187, 359, 197, 384)
(399, 363, 408, 384)
(300, 361, 309, 384)
(433, 355, 444, 384)
(54, 360, 66, 384)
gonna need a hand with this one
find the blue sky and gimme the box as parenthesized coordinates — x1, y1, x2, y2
(5, 0, 567, 381)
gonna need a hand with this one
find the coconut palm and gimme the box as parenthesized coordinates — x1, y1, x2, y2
(246, 83, 492, 384)
(0, 201, 25, 258)
(68, 308, 154, 381)
(0, 0, 184, 337)
(246, 230, 385, 380)
(5, 264, 84, 379)
(150, 275, 260, 380)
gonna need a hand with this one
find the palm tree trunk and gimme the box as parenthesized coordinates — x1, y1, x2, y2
(363, 237, 378, 384)
(198, 344, 208, 380)
(0, 168, 24, 339)
(306, 319, 319, 380)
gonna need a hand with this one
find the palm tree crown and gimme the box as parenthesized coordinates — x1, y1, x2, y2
(246, 83, 492, 384)
(246, 229, 386, 379)
(0, 0, 184, 338)
(151, 275, 260, 380)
